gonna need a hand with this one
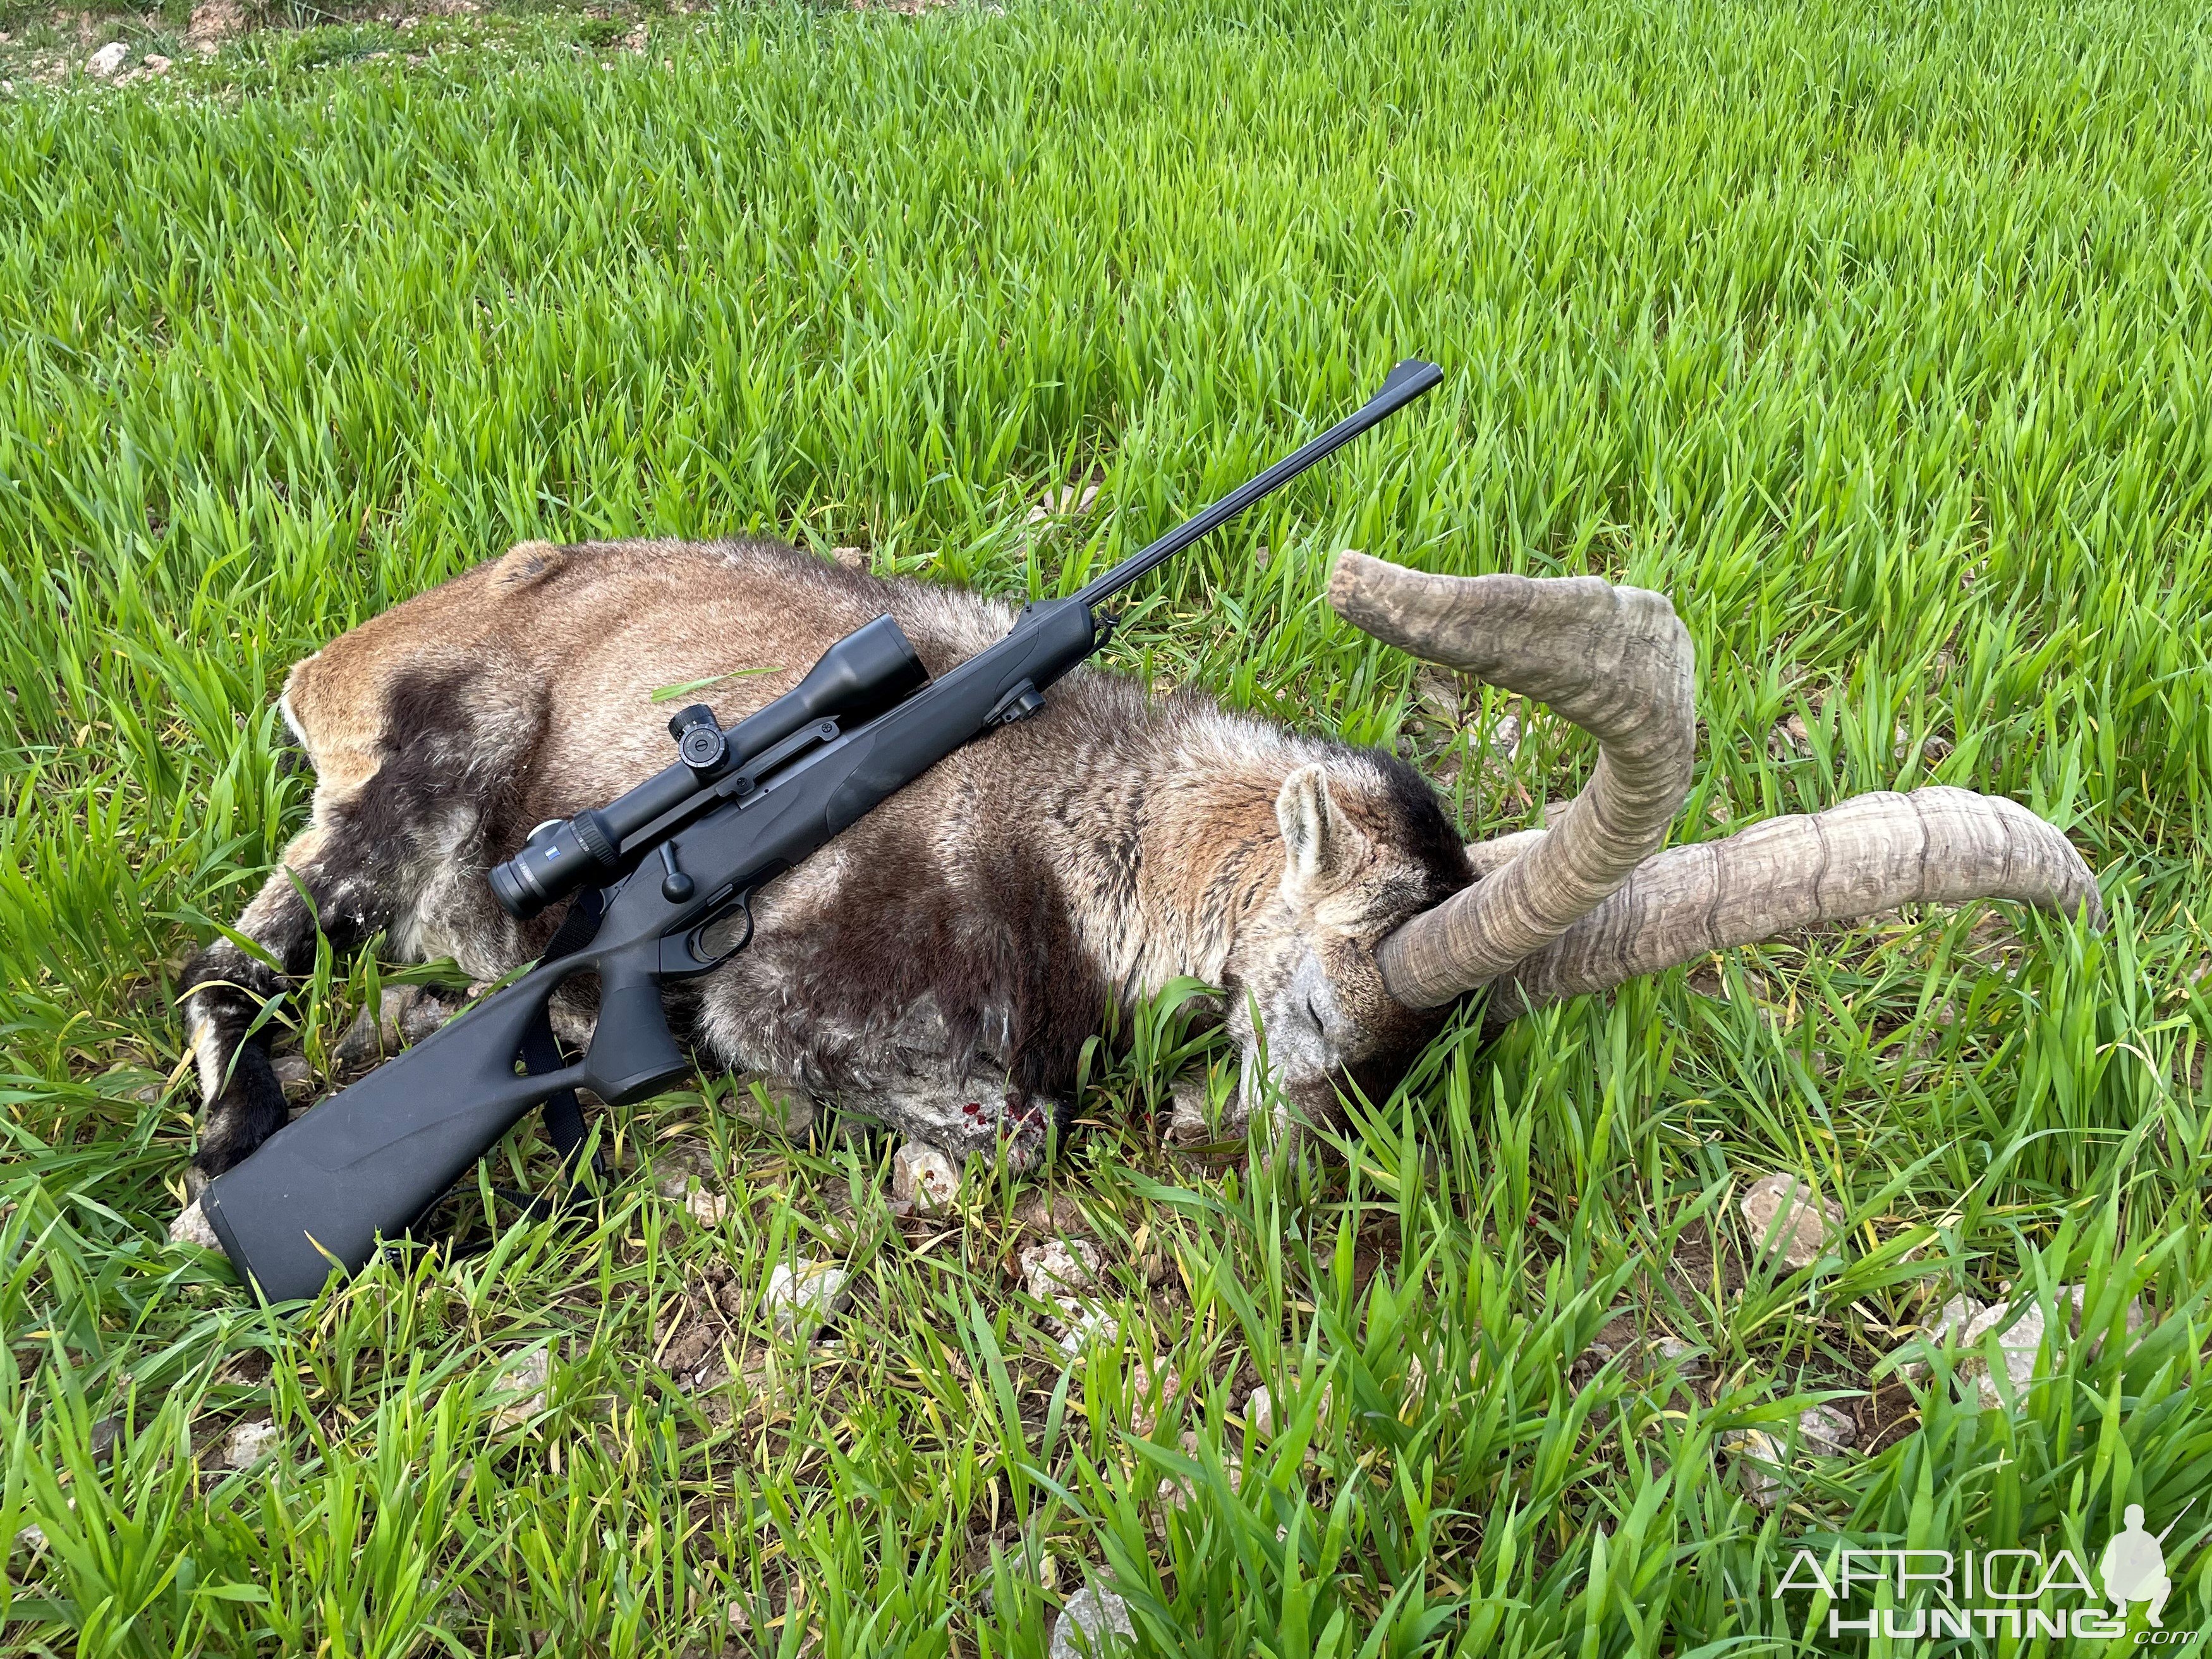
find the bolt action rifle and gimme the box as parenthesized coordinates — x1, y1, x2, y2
(201, 359, 1445, 1300)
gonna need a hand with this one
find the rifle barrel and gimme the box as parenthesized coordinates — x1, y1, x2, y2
(1068, 358, 1443, 611)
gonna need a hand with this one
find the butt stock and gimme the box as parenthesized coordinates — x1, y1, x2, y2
(199, 952, 674, 1301)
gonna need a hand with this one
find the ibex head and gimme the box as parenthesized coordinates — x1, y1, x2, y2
(1215, 552, 2105, 1141)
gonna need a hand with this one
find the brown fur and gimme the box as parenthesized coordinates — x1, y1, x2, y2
(177, 538, 1471, 1191)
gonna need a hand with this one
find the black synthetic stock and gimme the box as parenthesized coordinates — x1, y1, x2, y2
(200, 360, 1443, 1303)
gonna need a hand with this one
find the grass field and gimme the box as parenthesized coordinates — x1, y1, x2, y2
(6, 0, 2212, 1651)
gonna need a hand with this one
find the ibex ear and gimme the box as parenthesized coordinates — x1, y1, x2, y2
(1276, 765, 1366, 896)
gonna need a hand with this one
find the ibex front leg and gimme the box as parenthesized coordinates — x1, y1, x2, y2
(177, 829, 394, 1203)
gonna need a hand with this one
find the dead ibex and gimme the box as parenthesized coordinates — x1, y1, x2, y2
(171, 537, 2102, 1232)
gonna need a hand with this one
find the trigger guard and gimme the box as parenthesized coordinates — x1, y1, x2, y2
(663, 892, 755, 974)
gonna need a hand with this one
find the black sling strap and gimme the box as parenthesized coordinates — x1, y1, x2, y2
(526, 885, 610, 1186)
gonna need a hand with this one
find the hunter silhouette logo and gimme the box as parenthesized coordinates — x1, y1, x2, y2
(1777, 1502, 2197, 1643)
(2101, 1505, 2177, 1627)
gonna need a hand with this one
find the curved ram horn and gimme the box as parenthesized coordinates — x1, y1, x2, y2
(1328, 552, 1698, 1009)
(1481, 786, 2104, 1018)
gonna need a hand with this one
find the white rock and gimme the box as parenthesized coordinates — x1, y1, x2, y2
(653, 1146, 730, 1226)
(1127, 1359, 1182, 1436)
(1021, 1237, 1102, 1299)
(1928, 1292, 1985, 1339)
(892, 1141, 959, 1213)
(1650, 1336, 1706, 1378)
(1165, 1071, 1218, 1146)
(1411, 664, 1461, 729)
(1053, 1298, 1119, 1354)
(1899, 1284, 2146, 1409)
(1897, 1293, 1985, 1380)
(87, 42, 130, 76)
(1720, 1427, 1789, 1509)
(1026, 481, 1100, 526)
(1798, 1404, 1856, 1456)
(271, 1052, 315, 1100)
(1241, 1381, 1331, 1435)
(217, 1417, 280, 1469)
(334, 985, 457, 1070)
(684, 1187, 729, 1226)
(1049, 1583, 1135, 1659)
(766, 1261, 851, 1337)
(728, 1074, 817, 1136)
(169, 1200, 224, 1253)
(1957, 1298, 2049, 1409)
(1739, 1173, 1844, 1271)
(186, 0, 243, 48)
(487, 1348, 550, 1430)
(1243, 1385, 1273, 1437)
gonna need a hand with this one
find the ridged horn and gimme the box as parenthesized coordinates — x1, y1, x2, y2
(1328, 552, 1697, 1009)
(1484, 786, 2105, 1016)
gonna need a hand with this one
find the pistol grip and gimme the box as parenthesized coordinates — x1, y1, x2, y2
(584, 954, 691, 1103)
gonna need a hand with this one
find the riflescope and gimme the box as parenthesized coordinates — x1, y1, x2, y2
(487, 612, 928, 920)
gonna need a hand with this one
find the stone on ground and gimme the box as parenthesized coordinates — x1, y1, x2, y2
(1021, 1237, 1102, 1299)
(1127, 1358, 1182, 1436)
(1738, 1172, 1844, 1270)
(729, 1074, 817, 1137)
(1052, 1298, 1119, 1354)
(1243, 1384, 1274, 1437)
(1917, 1283, 2146, 1409)
(487, 1348, 550, 1431)
(334, 985, 458, 1071)
(892, 1140, 959, 1213)
(1242, 1380, 1330, 1437)
(87, 42, 130, 76)
(1897, 1292, 1985, 1380)
(766, 1260, 851, 1337)
(187, 0, 245, 49)
(1720, 1427, 1789, 1509)
(653, 1143, 731, 1226)
(271, 1052, 315, 1101)
(1027, 480, 1099, 525)
(1649, 1336, 1707, 1378)
(217, 1417, 281, 1469)
(168, 1200, 224, 1252)
(1049, 1583, 1134, 1658)
(1797, 1403, 1856, 1455)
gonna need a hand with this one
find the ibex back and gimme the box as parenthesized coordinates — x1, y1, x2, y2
(174, 536, 2103, 1234)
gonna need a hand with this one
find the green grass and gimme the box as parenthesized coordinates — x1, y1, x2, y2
(5, 0, 2212, 1652)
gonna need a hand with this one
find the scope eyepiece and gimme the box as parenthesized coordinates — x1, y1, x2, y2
(488, 808, 621, 920)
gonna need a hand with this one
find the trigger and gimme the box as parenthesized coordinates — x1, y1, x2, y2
(690, 893, 755, 967)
